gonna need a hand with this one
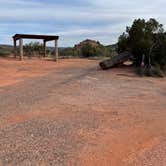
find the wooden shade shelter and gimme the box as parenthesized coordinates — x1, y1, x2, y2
(13, 34, 59, 61)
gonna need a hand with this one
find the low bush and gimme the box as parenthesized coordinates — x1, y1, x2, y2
(136, 66, 164, 77)
(0, 50, 11, 56)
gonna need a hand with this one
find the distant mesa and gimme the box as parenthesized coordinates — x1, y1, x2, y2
(74, 39, 101, 49)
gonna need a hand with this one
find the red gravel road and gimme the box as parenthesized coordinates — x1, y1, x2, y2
(0, 57, 166, 166)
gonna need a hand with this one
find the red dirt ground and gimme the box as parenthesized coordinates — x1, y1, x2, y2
(0, 57, 166, 166)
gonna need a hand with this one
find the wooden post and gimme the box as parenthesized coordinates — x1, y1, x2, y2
(13, 39, 17, 58)
(43, 40, 46, 58)
(55, 39, 58, 61)
(19, 38, 23, 60)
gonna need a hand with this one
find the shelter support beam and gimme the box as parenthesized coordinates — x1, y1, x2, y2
(13, 39, 17, 58)
(19, 38, 23, 61)
(55, 39, 58, 61)
(43, 40, 46, 57)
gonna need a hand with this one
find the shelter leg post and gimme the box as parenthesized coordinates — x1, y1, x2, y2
(19, 38, 23, 61)
(55, 39, 58, 61)
(43, 40, 46, 58)
(13, 39, 17, 58)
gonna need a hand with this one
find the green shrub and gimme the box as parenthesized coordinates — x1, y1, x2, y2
(0, 50, 11, 56)
(136, 66, 164, 77)
(118, 18, 166, 69)
(24, 42, 43, 57)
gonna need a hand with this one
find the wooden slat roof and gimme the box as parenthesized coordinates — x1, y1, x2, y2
(13, 34, 59, 41)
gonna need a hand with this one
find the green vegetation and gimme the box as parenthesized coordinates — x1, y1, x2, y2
(0, 45, 13, 56)
(118, 18, 166, 76)
(81, 43, 110, 57)
(22, 41, 114, 59)
(24, 42, 44, 57)
(59, 47, 77, 58)
(60, 40, 115, 59)
(23, 42, 53, 58)
(0, 40, 114, 60)
(0, 42, 53, 58)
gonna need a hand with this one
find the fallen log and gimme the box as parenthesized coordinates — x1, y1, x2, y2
(99, 52, 132, 70)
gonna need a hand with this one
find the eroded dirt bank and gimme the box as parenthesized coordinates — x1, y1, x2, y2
(0, 58, 166, 166)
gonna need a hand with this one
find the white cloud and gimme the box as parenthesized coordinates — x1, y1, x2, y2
(0, 0, 165, 46)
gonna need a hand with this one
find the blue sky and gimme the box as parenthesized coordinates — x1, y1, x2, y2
(0, 0, 166, 47)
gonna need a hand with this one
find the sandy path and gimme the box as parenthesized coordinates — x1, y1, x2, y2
(0, 58, 166, 165)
